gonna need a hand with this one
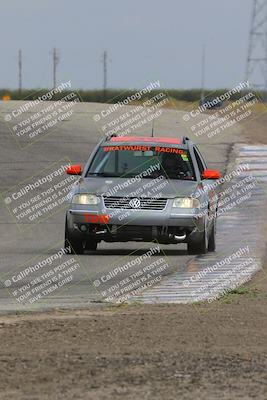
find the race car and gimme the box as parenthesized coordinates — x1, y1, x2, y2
(64, 135, 221, 255)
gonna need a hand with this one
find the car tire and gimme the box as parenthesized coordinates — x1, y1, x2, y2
(64, 221, 84, 255)
(85, 239, 98, 251)
(187, 225, 208, 255)
(208, 222, 216, 252)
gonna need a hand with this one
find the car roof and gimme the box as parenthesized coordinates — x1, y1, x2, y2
(107, 136, 183, 145)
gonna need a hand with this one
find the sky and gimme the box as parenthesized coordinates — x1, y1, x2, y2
(0, 0, 253, 90)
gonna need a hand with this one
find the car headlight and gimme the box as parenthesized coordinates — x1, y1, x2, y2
(172, 197, 200, 208)
(71, 194, 99, 205)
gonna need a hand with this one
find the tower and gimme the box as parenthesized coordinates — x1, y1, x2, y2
(245, 0, 267, 99)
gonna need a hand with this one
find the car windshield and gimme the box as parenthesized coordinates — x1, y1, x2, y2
(86, 145, 196, 180)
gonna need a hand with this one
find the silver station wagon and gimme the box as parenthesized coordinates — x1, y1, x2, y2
(64, 135, 221, 255)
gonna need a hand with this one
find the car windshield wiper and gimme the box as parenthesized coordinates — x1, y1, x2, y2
(141, 174, 166, 179)
(87, 172, 121, 177)
(168, 177, 196, 181)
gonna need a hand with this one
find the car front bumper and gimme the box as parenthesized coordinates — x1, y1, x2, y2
(66, 201, 206, 243)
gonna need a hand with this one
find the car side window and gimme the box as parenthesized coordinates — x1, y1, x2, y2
(195, 146, 207, 169)
(193, 148, 205, 176)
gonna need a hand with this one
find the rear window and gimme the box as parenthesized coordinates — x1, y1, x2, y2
(86, 145, 196, 180)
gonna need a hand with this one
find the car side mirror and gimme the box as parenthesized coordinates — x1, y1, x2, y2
(202, 169, 221, 180)
(66, 164, 83, 175)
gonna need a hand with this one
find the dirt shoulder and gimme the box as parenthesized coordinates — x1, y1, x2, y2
(0, 269, 266, 400)
(0, 113, 266, 400)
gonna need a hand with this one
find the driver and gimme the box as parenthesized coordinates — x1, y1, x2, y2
(161, 153, 187, 179)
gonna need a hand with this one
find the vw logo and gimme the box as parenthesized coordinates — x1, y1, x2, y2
(129, 198, 141, 208)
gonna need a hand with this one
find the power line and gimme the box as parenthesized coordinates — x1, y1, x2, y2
(245, 0, 267, 99)
(101, 50, 109, 101)
(200, 45, 206, 103)
(18, 49, 22, 96)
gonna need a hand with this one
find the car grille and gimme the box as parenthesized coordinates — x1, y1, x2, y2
(103, 196, 167, 211)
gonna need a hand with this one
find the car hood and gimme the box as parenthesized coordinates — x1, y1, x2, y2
(77, 177, 200, 199)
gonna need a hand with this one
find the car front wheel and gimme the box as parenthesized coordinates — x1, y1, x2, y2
(64, 222, 84, 255)
(187, 225, 208, 255)
(208, 222, 216, 252)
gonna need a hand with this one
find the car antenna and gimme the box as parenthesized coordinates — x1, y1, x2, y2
(151, 119, 155, 137)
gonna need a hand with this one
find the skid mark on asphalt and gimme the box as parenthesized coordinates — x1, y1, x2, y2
(131, 144, 267, 303)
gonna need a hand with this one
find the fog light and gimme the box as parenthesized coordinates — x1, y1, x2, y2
(80, 224, 87, 232)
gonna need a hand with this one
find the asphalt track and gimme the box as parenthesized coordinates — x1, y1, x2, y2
(0, 100, 262, 312)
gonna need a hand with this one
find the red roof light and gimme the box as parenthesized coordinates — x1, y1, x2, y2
(110, 136, 182, 144)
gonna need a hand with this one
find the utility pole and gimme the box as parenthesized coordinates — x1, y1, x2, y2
(52, 48, 60, 88)
(18, 49, 22, 97)
(101, 50, 108, 101)
(245, 0, 267, 100)
(200, 45, 206, 104)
